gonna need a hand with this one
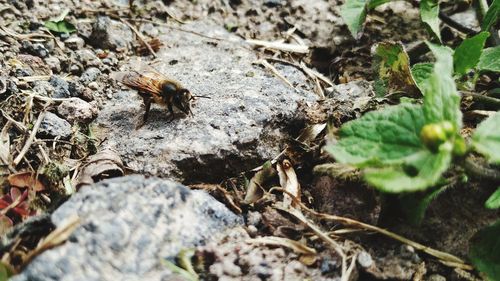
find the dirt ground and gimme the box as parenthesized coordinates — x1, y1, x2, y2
(0, 0, 499, 280)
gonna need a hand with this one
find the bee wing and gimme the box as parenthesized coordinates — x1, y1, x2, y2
(111, 71, 163, 95)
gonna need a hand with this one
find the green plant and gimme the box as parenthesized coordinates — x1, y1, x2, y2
(340, 0, 499, 40)
(340, 0, 441, 40)
(44, 9, 76, 34)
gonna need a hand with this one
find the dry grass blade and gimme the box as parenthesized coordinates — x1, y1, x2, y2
(13, 111, 46, 166)
(246, 236, 316, 255)
(16, 76, 51, 82)
(21, 215, 80, 269)
(255, 59, 295, 90)
(274, 206, 349, 280)
(120, 19, 157, 58)
(246, 39, 309, 54)
(272, 187, 472, 270)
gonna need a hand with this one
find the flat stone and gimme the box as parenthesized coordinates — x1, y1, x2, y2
(12, 175, 242, 281)
(96, 21, 317, 182)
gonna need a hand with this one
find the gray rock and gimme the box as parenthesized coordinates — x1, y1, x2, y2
(89, 16, 134, 51)
(75, 50, 101, 67)
(79, 67, 101, 85)
(44, 56, 61, 74)
(96, 21, 317, 182)
(12, 175, 242, 281)
(37, 112, 72, 139)
(22, 41, 50, 58)
(57, 98, 98, 124)
(64, 36, 85, 50)
(32, 81, 54, 97)
(49, 76, 71, 98)
(139, 23, 159, 37)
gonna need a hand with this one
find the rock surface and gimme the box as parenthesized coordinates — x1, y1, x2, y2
(12, 175, 242, 281)
(37, 112, 72, 139)
(96, 21, 317, 183)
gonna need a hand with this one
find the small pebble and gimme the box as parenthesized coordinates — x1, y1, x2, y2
(88, 82, 99, 90)
(64, 36, 85, 50)
(57, 98, 98, 124)
(357, 251, 373, 268)
(37, 112, 72, 139)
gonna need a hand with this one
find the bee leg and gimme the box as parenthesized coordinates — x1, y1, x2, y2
(167, 101, 175, 122)
(136, 93, 151, 129)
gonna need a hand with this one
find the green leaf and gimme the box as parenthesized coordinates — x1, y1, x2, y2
(372, 42, 419, 96)
(486, 187, 500, 209)
(0, 261, 13, 281)
(469, 220, 500, 281)
(472, 112, 500, 164)
(44, 20, 76, 34)
(325, 103, 426, 166)
(422, 42, 462, 130)
(453, 32, 490, 76)
(340, 0, 368, 39)
(481, 0, 500, 31)
(478, 46, 500, 72)
(364, 146, 452, 193)
(411, 63, 433, 93)
(367, 0, 394, 9)
(420, 0, 441, 41)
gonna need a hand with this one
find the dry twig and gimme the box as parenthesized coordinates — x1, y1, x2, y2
(255, 59, 295, 89)
(119, 19, 157, 58)
(246, 39, 309, 54)
(13, 111, 46, 166)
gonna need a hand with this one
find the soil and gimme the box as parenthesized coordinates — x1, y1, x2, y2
(0, 0, 499, 280)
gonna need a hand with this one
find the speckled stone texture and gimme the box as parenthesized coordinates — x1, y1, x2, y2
(12, 175, 242, 281)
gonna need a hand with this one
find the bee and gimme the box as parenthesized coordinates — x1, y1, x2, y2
(111, 68, 205, 126)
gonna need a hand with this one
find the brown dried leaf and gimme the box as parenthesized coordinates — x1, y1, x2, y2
(75, 149, 124, 189)
(7, 172, 45, 192)
(277, 160, 301, 208)
(0, 215, 13, 236)
(244, 161, 276, 204)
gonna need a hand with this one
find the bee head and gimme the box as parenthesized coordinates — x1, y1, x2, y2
(173, 88, 193, 115)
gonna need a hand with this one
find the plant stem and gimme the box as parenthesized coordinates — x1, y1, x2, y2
(461, 91, 500, 110)
(463, 156, 500, 182)
(438, 12, 478, 36)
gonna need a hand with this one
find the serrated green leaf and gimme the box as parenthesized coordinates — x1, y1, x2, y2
(420, 0, 441, 41)
(364, 147, 452, 193)
(44, 20, 76, 34)
(478, 47, 500, 72)
(422, 42, 462, 130)
(340, 0, 368, 39)
(367, 0, 394, 9)
(469, 220, 500, 281)
(0, 261, 13, 281)
(453, 32, 490, 76)
(325, 103, 426, 166)
(373, 42, 419, 96)
(472, 112, 500, 164)
(411, 63, 433, 93)
(486, 187, 500, 209)
(481, 0, 500, 31)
